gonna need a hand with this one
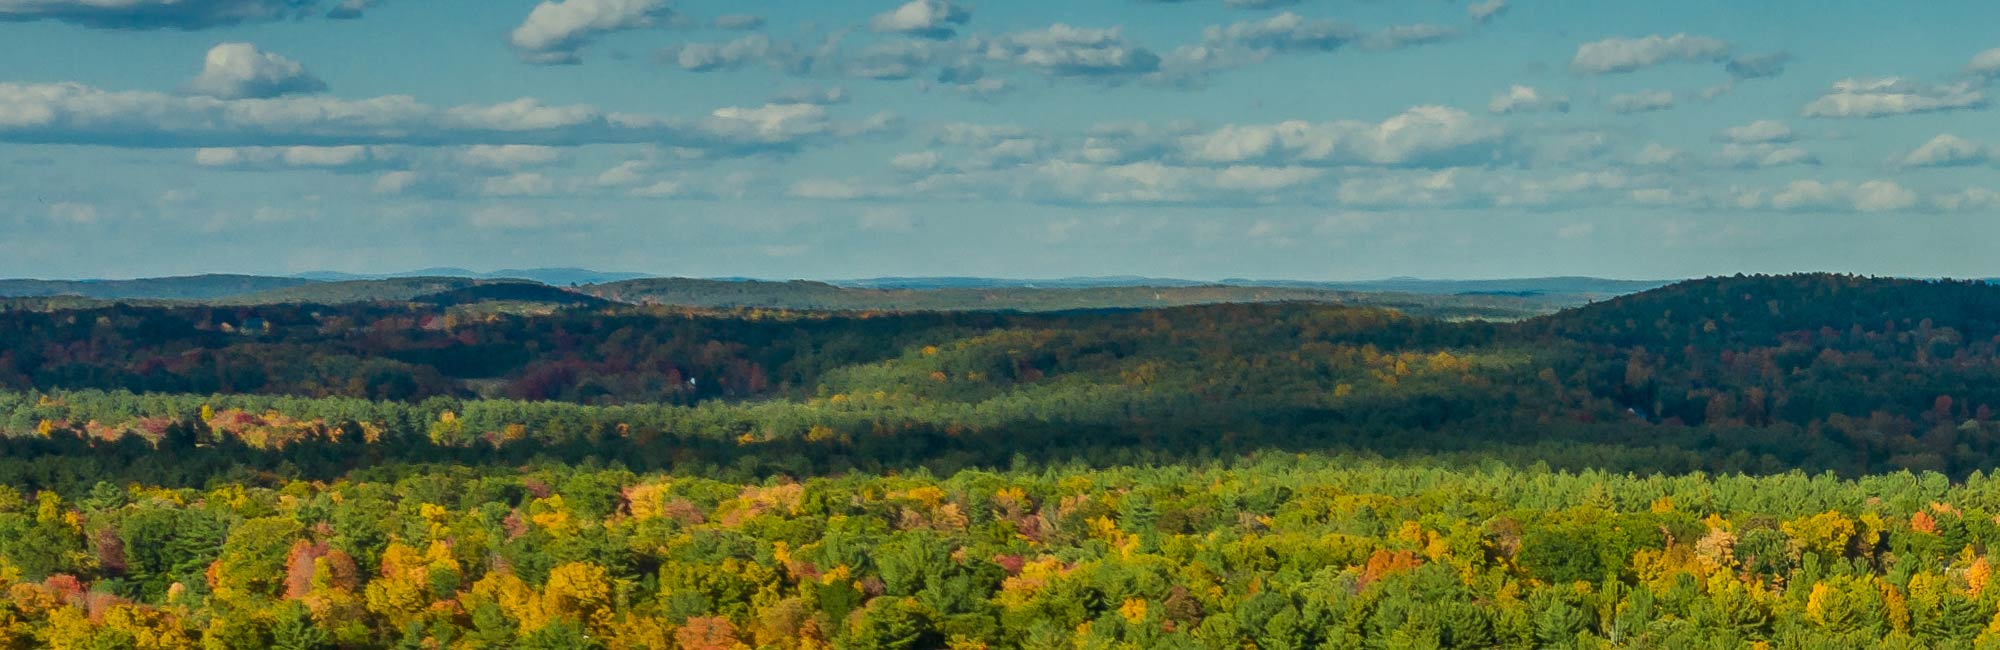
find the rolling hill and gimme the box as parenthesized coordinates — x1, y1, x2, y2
(0, 274, 315, 300)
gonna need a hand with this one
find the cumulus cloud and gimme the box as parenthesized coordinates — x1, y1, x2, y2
(458, 144, 562, 168)
(1335, 168, 1630, 210)
(870, 0, 968, 40)
(1720, 120, 1793, 145)
(771, 87, 848, 106)
(1203, 12, 1355, 54)
(1177, 106, 1503, 167)
(1935, 187, 2000, 212)
(509, 0, 671, 65)
(1898, 134, 1987, 167)
(1363, 24, 1460, 51)
(1801, 78, 1985, 118)
(987, 24, 1162, 80)
(666, 34, 773, 71)
(1571, 33, 1729, 74)
(185, 43, 326, 99)
(1747, 179, 1918, 213)
(1027, 161, 1319, 205)
(1468, 0, 1508, 24)
(845, 39, 944, 80)
(1606, 90, 1675, 114)
(0, 0, 311, 30)
(890, 151, 942, 173)
(1970, 48, 2000, 78)
(194, 145, 393, 169)
(0, 82, 877, 153)
(1719, 143, 1817, 168)
(1487, 85, 1568, 114)
(1631, 143, 1686, 166)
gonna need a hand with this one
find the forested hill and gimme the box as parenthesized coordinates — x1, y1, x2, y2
(0, 274, 314, 301)
(581, 277, 1559, 318)
(0, 273, 1997, 482)
(1530, 273, 2000, 347)
(0, 272, 1634, 317)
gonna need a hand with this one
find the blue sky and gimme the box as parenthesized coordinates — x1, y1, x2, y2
(0, 0, 1995, 280)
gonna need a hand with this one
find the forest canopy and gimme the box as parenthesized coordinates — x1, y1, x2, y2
(0, 273, 1996, 647)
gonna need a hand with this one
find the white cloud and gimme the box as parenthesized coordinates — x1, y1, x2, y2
(890, 150, 942, 173)
(1721, 120, 1794, 144)
(1631, 143, 1685, 166)
(1488, 85, 1568, 114)
(1202, 12, 1355, 54)
(458, 144, 561, 168)
(1468, 0, 1508, 24)
(0, 82, 874, 153)
(987, 24, 1162, 80)
(194, 145, 390, 169)
(1606, 90, 1675, 114)
(1968, 48, 2000, 78)
(593, 160, 648, 186)
(1363, 24, 1459, 51)
(1571, 33, 1729, 74)
(372, 170, 419, 194)
(668, 34, 773, 72)
(1801, 78, 1985, 118)
(186, 42, 325, 99)
(1935, 187, 2000, 212)
(1719, 143, 1816, 168)
(703, 103, 843, 144)
(870, 0, 968, 40)
(509, 0, 670, 65)
(1210, 165, 1322, 191)
(1898, 134, 1987, 167)
(1757, 179, 1917, 212)
(772, 87, 848, 106)
(1178, 106, 1502, 167)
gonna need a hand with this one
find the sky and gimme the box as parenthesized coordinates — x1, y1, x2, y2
(0, 0, 1996, 281)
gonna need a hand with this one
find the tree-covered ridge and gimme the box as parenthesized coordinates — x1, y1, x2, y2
(2, 275, 1999, 476)
(1, 458, 2000, 648)
(1532, 274, 2000, 348)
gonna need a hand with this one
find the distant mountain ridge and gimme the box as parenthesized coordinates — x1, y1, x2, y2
(292, 267, 652, 286)
(0, 269, 1685, 316)
(0, 274, 315, 300)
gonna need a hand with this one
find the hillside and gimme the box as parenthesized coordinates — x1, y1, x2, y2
(1223, 276, 1672, 297)
(584, 277, 1570, 319)
(0, 274, 1996, 478)
(0, 274, 314, 300)
(0, 274, 1996, 649)
(221, 276, 490, 305)
(1531, 273, 2000, 346)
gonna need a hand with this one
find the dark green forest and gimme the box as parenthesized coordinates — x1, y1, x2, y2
(1, 273, 1999, 648)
